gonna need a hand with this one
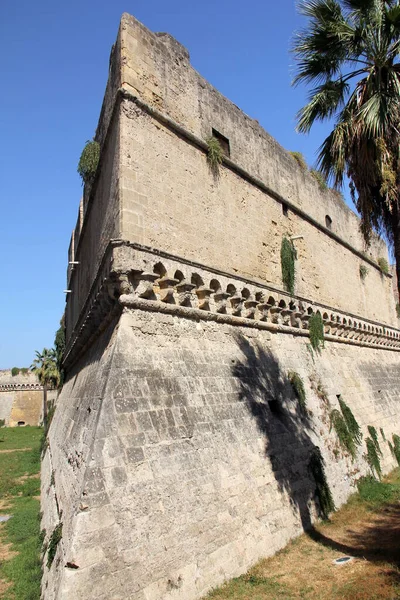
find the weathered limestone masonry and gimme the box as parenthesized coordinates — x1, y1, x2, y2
(42, 13, 400, 600)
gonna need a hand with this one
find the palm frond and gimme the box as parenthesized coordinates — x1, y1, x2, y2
(296, 79, 350, 132)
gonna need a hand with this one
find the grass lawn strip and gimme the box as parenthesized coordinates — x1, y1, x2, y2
(0, 427, 43, 600)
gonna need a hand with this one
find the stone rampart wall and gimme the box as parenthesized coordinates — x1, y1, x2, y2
(42, 305, 400, 600)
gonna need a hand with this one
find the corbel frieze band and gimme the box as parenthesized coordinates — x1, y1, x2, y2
(64, 243, 400, 369)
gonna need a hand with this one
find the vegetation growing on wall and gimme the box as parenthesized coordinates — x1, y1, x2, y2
(367, 425, 382, 456)
(377, 257, 389, 275)
(11, 367, 19, 376)
(289, 151, 307, 170)
(47, 523, 63, 568)
(288, 371, 307, 413)
(365, 437, 382, 479)
(339, 397, 362, 444)
(308, 447, 335, 518)
(77, 139, 100, 186)
(359, 264, 369, 280)
(330, 398, 361, 460)
(280, 237, 296, 295)
(380, 427, 386, 441)
(309, 169, 328, 190)
(308, 313, 324, 352)
(206, 136, 223, 178)
(392, 434, 400, 467)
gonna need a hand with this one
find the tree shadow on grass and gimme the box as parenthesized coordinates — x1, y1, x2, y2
(231, 332, 400, 576)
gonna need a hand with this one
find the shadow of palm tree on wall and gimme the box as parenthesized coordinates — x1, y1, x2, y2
(231, 333, 400, 571)
(232, 332, 325, 532)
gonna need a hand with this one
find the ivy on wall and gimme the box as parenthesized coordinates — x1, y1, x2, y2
(281, 237, 296, 295)
(365, 437, 382, 479)
(330, 398, 361, 460)
(308, 313, 324, 352)
(288, 371, 307, 412)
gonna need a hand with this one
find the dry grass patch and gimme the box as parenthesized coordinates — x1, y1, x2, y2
(206, 470, 400, 600)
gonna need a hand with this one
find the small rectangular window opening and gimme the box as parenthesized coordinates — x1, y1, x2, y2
(212, 128, 230, 157)
(282, 203, 289, 217)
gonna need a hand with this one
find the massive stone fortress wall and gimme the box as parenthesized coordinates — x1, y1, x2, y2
(42, 14, 400, 600)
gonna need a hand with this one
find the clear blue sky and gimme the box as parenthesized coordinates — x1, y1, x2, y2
(0, 0, 339, 368)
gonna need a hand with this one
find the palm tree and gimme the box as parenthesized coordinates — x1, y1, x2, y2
(293, 0, 400, 299)
(31, 348, 60, 427)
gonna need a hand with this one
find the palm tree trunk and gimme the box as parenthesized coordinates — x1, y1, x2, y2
(392, 204, 400, 303)
(43, 383, 48, 428)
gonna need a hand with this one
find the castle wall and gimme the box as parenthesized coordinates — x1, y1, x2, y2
(65, 110, 121, 339)
(42, 308, 400, 600)
(48, 13, 400, 600)
(119, 103, 395, 324)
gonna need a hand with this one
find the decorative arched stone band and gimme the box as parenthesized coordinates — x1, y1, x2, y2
(63, 242, 400, 370)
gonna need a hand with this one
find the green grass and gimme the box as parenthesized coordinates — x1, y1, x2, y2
(354, 471, 400, 508)
(206, 572, 294, 599)
(0, 427, 42, 451)
(0, 427, 43, 600)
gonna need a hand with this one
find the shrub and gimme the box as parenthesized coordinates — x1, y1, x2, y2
(0, 419, 5, 427)
(281, 237, 296, 295)
(377, 257, 389, 274)
(288, 371, 307, 412)
(308, 313, 324, 352)
(77, 139, 100, 185)
(11, 367, 20, 377)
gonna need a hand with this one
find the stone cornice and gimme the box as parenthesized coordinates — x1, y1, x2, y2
(63, 241, 400, 371)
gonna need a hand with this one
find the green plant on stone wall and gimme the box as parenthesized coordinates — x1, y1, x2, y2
(330, 409, 357, 459)
(377, 257, 389, 275)
(206, 136, 223, 178)
(380, 427, 386, 441)
(11, 367, 20, 377)
(289, 151, 307, 170)
(392, 434, 400, 466)
(308, 313, 324, 352)
(288, 371, 307, 413)
(281, 237, 296, 295)
(365, 437, 382, 479)
(47, 523, 63, 568)
(339, 397, 362, 445)
(308, 447, 335, 518)
(309, 168, 328, 190)
(359, 264, 369, 280)
(77, 139, 100, 186)
(367, 425, 382, 456)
